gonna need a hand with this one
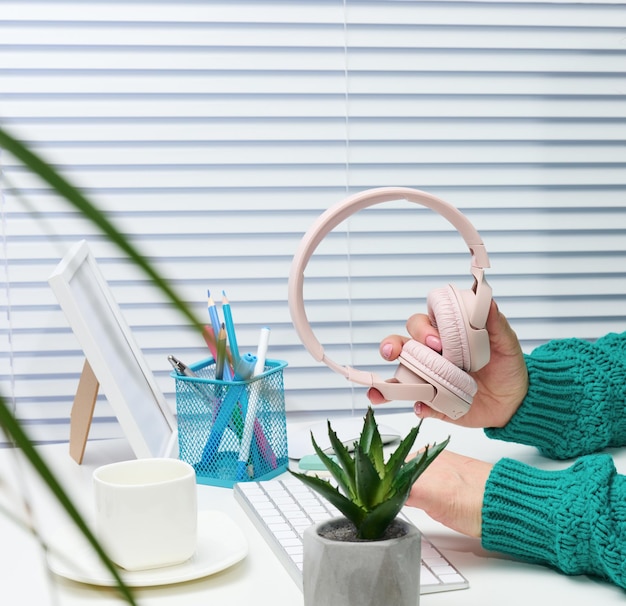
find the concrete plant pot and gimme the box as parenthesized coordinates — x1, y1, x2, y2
(303, 516, 421, 606)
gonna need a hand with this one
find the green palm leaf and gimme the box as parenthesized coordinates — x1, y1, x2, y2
(0, 396, 137, 605)
(0, 126, 203, 335)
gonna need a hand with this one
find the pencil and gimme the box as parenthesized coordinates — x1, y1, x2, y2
(202, 324, 233, 369)
(207, 290, 221, 335)
(215, 323, 227, 380)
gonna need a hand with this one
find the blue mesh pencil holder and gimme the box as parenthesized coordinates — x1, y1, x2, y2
(172, 357, 289, 487)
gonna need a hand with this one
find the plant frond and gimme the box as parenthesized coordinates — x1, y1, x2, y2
(0, 395, 138, 605)
(0, 127, 202, 336)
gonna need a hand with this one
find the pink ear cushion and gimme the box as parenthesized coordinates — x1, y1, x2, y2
(427, 286, 471, 371)
(402, 339, 477, 403)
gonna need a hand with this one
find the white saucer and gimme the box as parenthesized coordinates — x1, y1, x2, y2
(47, 510, 248, 587)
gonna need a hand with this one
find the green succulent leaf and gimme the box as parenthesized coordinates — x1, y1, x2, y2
(393, 437, 450, 493)
(377, 421, 421, 497)
(326, 421, 356, 483)
(289, 470, 365, 527)
(290, 407, 449, 541)
(359, 408, 385, 476)
(356, 489, 410, 540)
(354, 443, 383, 509)
(384, 420, 422, 478)
(310, 432, 355, 499)
(358, 408, 376, 450)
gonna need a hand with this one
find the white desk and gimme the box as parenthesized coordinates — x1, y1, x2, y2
(2, 412, 625, 605)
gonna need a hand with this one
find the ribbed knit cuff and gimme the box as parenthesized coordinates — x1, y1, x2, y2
(485, 354, 582, 458)
(486, 339, 626, 459)
(482, 455, 617, 578)
(482, 458, 560, 566)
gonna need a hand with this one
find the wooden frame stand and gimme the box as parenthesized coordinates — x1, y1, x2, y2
(69, 359, 99, 464)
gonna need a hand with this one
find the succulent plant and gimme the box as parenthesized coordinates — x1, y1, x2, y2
(290, 407, 449, 541)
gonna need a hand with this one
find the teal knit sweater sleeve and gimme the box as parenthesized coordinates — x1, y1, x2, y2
(485, 332, 626, 459)
(482, 454, 626, 588)
(480, 332, 626, 586)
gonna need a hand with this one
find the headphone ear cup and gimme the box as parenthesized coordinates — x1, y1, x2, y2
(400, 339, 477, 405)
(427, 285, 471, 371)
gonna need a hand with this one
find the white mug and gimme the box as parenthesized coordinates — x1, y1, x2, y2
(93, 458, 197, 571)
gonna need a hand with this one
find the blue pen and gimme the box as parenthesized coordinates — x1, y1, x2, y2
(200, 352, 257, 466)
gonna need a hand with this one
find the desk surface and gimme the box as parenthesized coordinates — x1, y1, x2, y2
(1, 411, 625, 605)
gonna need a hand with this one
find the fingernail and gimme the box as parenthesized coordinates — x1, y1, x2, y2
(425, 335, 442, 352)
(381, 343, 393, 359)
(413, 402, 422, 417)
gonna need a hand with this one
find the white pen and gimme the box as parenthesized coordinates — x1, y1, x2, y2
(236, 327, 271, 480)
(252, 327, 270, 378)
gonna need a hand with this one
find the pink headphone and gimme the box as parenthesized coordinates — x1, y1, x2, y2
(288, 187, 492, 419)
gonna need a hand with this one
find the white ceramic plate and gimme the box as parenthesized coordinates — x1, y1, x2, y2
(47, 510, 248, 587)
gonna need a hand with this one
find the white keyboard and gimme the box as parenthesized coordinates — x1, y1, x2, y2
(234, 475, 469, 594)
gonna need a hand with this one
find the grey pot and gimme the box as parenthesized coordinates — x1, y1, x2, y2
(303, 516, 421, 606)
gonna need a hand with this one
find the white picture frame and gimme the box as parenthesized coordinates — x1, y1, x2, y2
(48, 239, 177, 460)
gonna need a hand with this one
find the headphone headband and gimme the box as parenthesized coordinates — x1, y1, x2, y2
(288, 186, 491, 398)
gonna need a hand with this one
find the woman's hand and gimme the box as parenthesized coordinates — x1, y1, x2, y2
(368, 300, 528, 428)
(407, 450, 492, 538)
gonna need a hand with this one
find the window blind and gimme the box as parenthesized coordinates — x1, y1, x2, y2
(1, 0, 625, 445)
